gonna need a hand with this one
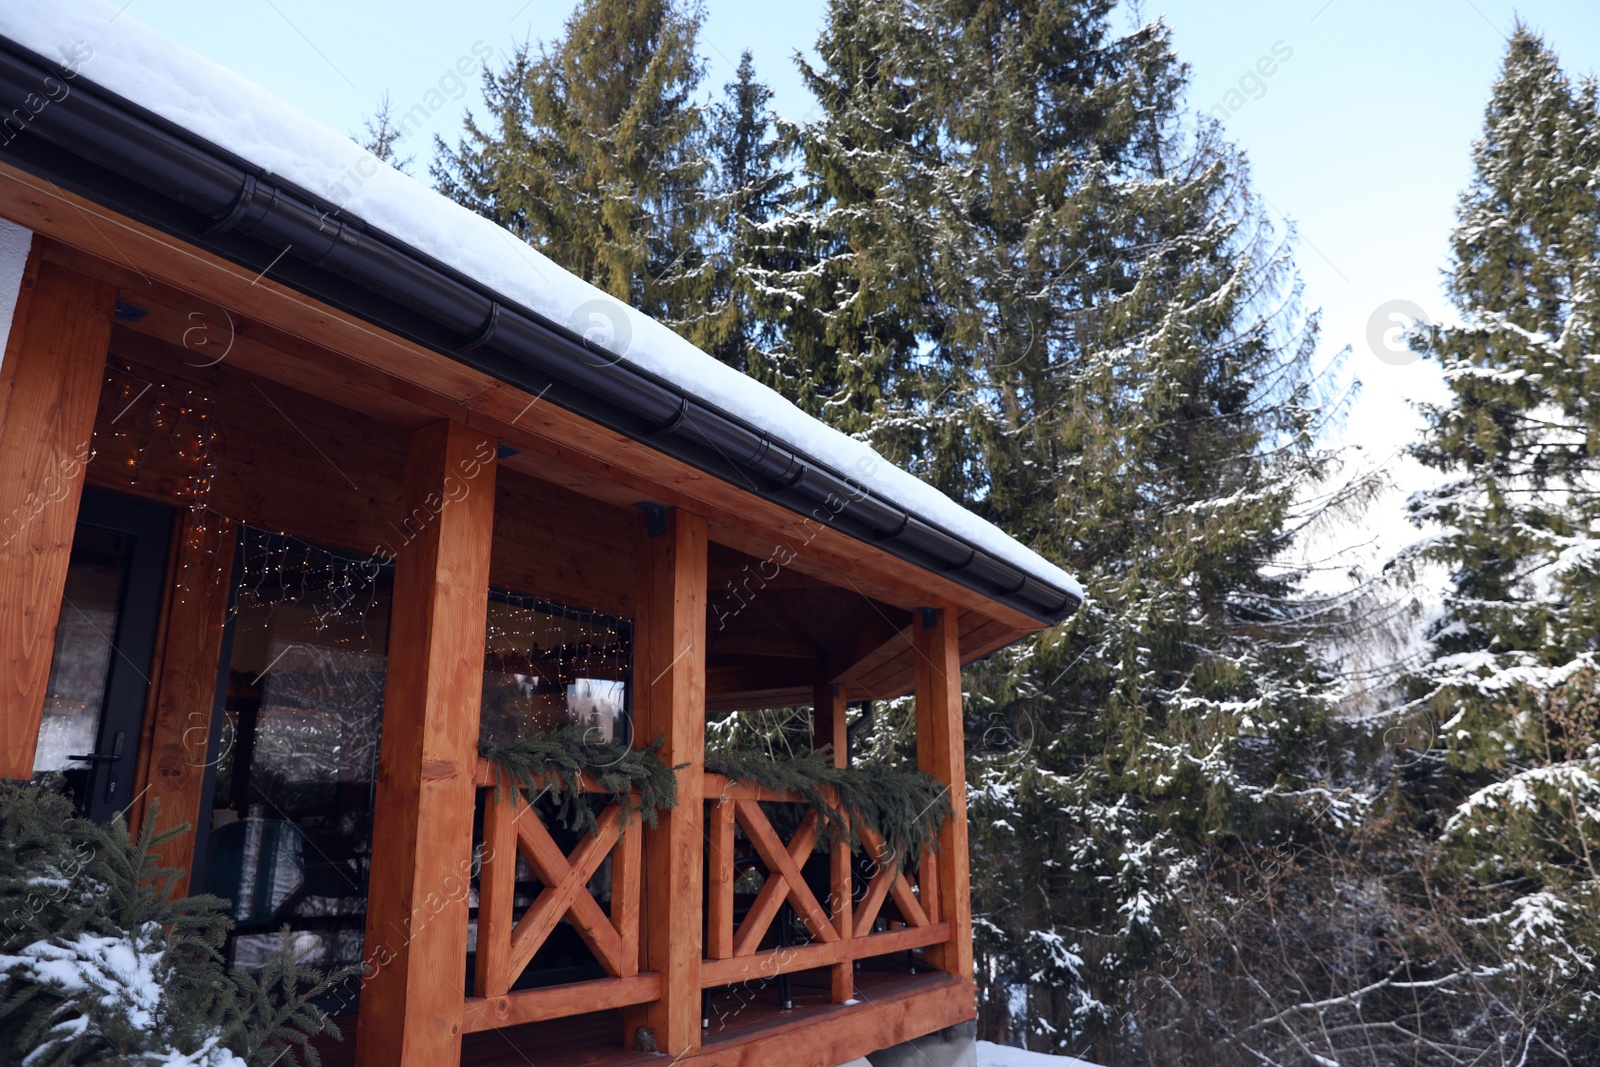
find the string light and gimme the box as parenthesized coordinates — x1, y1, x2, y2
(95, 364, 223, 603)
(235, 528, 386, 644)
(482, 593, 632, 745)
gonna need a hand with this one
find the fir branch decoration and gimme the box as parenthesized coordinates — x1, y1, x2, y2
(705, 747, 950, 868)
(480, 725, 680, 835)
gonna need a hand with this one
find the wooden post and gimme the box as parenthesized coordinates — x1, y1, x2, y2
(913, 605, 973, 985)
(706, 795, 736, 960)
(356, 420, 497, 1067)
(624, 507, 706, 1055)
(812, 681, 847, 763)
(0, 257, 115, 780)
(814, 681, 853, 1002)
(129, 511, 238, 893)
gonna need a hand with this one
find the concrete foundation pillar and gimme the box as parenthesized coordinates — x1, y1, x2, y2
(866, 1021, 978, 1067)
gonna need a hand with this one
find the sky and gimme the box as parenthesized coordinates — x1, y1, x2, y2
(110, 0, 1600, 566)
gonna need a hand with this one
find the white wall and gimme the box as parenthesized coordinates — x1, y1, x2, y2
(0, 218, 34, 369)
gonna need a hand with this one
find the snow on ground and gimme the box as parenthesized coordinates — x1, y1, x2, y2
(977, 1039, 1104, 1067)
(0, 0, 1081, 603)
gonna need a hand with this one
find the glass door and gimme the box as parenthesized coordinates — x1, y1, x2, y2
(31, 487, 172, 823)
(199, 529, 392, 987)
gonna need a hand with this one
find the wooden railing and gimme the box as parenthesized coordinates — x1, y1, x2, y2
(461, 759, 658, 1033)
(702, 773, 951, 996)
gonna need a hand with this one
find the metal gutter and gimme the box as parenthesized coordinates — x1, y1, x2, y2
(0, 38, 1080, 624)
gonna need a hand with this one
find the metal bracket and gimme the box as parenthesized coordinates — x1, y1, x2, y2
(634, 501, 669, 538)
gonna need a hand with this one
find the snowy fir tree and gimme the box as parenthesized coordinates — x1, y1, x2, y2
(0, 784, 346, 1066)
(751, 1, 1346, 1052)
(1407, 25, 1600, 772)
(433, 0, 727, 347)
(1401, 25, 1600, 1052)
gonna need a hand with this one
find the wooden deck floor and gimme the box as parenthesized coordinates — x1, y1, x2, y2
(313, 963, 966, 1067)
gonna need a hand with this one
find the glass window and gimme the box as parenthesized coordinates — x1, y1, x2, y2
(475, 593, 633, 988)
(32, 529, 131, 809)
(480, 594, 632, 748)
(206, 530, 390, 980)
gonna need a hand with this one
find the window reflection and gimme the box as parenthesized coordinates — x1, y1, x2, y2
(207, 530, 390, 979)
(476, 593, 633, 988)
(480, 594, 632, 747)
(32, 529, 129, 811)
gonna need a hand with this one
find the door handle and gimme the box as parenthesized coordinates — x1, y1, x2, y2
(70, 729, 126, 762)
(69, 732, 127, 801)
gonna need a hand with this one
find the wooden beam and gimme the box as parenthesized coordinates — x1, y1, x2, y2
(829, 611, 913, 686)
(612, 806, 643, 978)
(914, 606, 973, 985)
(692, 971, 970, 1067)
(706, 656, 825, 696)
(623, 507, 707, 1055)
(706, 796, 736, 960)
(473, 782, 517, 998)
(699, 922, 952, 988)
(705, 687, 816, 715)
(0, 255, 114, 780)
(355, 420, 497, 1067)
(708, 629, 823, 659)
(461, 973, 662, 1033)
(129, 511, 237, 892)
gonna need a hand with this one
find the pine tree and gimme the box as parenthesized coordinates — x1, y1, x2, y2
(1403, 26, 1600, 1049)
(1407, 26, 1600, 759)
(433, 0, 726, 346)
(770, 0, 1344, 1051)
(704, 51, 792, 374)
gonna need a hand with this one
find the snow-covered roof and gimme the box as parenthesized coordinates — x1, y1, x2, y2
(0, 0, 1082, 613)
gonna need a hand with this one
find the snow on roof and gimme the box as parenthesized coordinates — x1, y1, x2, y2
(1, 0, 1081, 605)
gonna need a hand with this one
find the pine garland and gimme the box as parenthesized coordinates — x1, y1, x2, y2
(705, 747, 950, 867)
(480, 725, 680, 836)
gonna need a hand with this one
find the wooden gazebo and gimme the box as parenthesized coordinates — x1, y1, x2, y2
(0, 6, 1080, 1066)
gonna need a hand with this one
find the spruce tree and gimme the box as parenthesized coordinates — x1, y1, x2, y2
(1407, 26, 1600, 757)
(433, 0, 726, 346)
(1404, 26, 1600, 1047)
(359, 92, 414, 172)
(771, 0, 1343, 1051)
(704, 51, 792, 374)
